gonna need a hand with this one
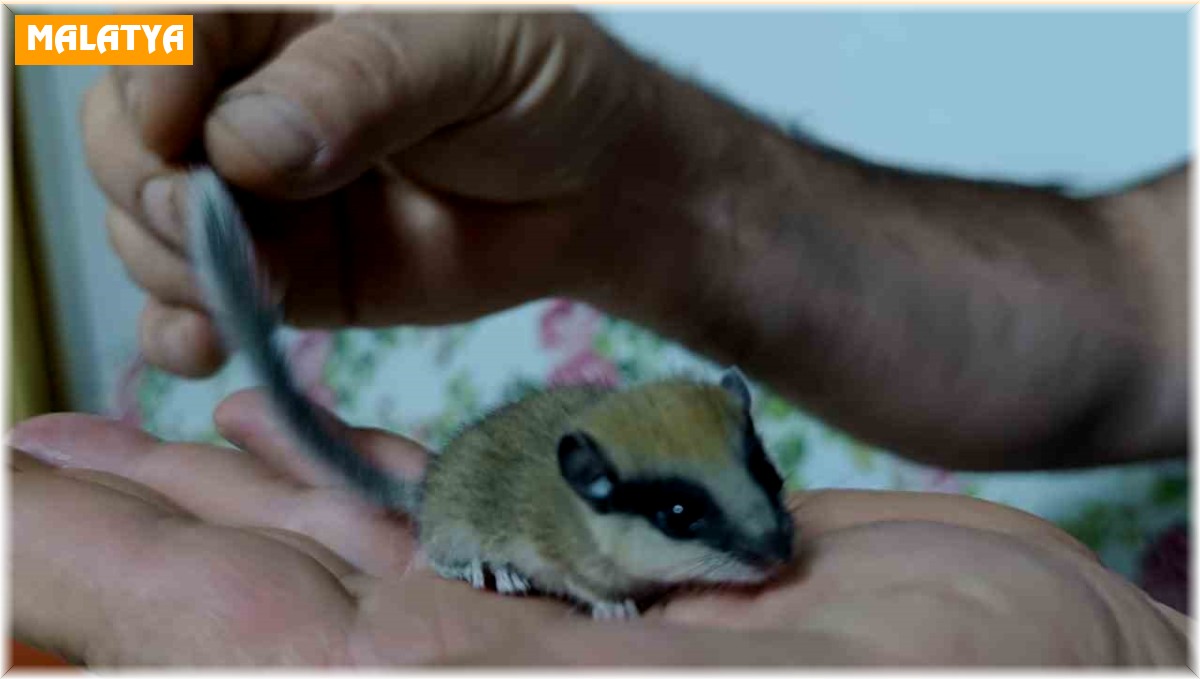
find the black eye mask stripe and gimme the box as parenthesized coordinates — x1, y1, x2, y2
(608, 476, 739, 551)
(743, 421, 785, 502)
(556, 416, 792, 568)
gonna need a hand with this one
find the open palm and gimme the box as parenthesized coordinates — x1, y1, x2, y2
(11, 391, 1188, 666)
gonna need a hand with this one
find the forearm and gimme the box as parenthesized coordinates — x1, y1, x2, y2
(592, 64, 1185, 470)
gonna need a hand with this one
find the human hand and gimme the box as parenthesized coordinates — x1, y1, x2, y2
(85, 10, 670, 377)
(11, 394, 1189, 666)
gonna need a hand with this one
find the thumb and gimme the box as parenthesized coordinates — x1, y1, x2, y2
(115, 11, 325, 159)
(204, 12, 517, 200)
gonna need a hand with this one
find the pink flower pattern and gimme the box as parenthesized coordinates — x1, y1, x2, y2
(106, 297, 1185, 590)
(539, 299, 619, 388)
(548, 350, 620, 388)
(539, 299, 600, 354)
(923, 468, 964, 494)
(288, 330, 337, 410)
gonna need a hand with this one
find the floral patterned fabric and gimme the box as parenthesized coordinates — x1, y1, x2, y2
(112, 299, 1189, 614)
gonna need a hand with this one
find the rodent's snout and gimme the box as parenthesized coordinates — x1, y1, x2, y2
(766, 523, 796, 566)
(739, 520, 796, 571)
(769, 509, 797, 563)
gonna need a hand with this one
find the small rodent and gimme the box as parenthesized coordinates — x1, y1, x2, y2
(187, 167, 796, 619)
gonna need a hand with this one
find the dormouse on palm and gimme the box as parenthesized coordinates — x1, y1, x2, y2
(188, 167, 796, 619)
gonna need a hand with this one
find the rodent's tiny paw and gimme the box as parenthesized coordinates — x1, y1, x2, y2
(433, 559, 487, 589)
(590, 599, 639, 620)
(467, 560, 486, 589)
(493, 566, 532, 595)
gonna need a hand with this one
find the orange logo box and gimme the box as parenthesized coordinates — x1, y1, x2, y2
(14, 15, 193, 66)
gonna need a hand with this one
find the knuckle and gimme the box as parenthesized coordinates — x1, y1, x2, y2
(79, 76, 115, 158)
(106, 211, 149, 280)
(79, 77, 103, 125)
(107, 214, 157, 287)
(108, 209, 201, 306)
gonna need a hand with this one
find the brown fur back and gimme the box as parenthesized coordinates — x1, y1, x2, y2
(578, 381, 743, 473)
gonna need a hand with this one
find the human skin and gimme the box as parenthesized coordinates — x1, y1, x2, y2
(10, 390, 1191, 667)
(83, 10, 1187, 473)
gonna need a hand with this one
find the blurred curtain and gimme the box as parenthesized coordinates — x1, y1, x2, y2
(9, 69, 71, 670)
(10, 179, 54, 424)
(9, 67, 59, 426)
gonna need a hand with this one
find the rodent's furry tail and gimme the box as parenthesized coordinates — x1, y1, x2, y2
(187, 167, 420, 514)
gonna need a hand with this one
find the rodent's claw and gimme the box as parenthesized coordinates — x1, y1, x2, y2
(590, 599, 639, 620)
(433, 559, 487, 589)
(493, 566, 532, 595)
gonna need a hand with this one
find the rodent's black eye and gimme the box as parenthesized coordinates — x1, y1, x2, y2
(610, 477, 722, 541)
(653, 501, 709, 539)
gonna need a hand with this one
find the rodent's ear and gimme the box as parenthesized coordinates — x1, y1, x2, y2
(557, 431, 617, 510)
(719, 366, 753, 412)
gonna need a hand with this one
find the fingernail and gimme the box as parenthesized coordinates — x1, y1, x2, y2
(8, 430, 71, 466)
(212, 93, 322, 176)
(141, 175, 186, 248)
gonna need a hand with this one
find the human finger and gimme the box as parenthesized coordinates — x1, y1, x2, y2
(107, 206, 205, 309)
(12, 468, 356, 666)
(115, 11, 324, 159)
(9, 411, 413, 575)
(138, 298, 227, 377)
(82, 70, 186, 250)
(202, 12, 515, 199)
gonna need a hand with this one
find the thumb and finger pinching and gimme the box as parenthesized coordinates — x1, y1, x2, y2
(120, 12, 500, 201)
